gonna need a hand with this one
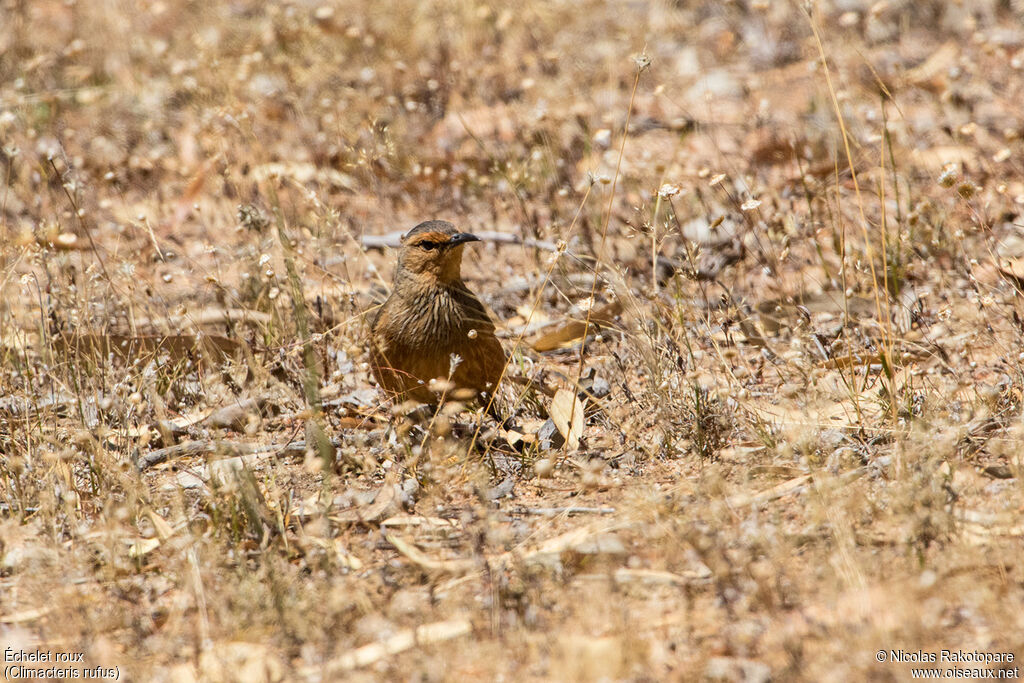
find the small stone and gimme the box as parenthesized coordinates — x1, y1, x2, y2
(537, 419, 565, 451)
(534, 458, 554, 478)
(705, 657, 770, 683)
(589, 376, 610, 399)
(401, 478, 420, 507)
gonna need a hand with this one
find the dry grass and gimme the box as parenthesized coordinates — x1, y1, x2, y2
(3, 0, 1024, 680)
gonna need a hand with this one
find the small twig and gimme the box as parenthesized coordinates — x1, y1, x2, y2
(188, 547, 212, 651)
(298, 619, 472, 678)
(726, 468, 867, 508)
(576, 567, 712, 587)
(124, 308, 273, 333)
(135, 438, 343, 470)
(384, 533, 477, 574)
(726, 474, 812, 508)
(0, 606, 54, 624)
(361, 229, 560, 253)
(510, 506, 617, 517)
(136, 440, 272, 470)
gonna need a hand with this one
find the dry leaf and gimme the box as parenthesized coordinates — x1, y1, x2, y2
(530, 301, 622, 352)
(205, 398, 271, 431)
(167, 406, 216, 431)
(549, 389, 585, 451)
(0, 607, 53, 624)
(384, 534, 476, 574)
(145, 508, 175, 540)
(127, 537, 161, 558)
(904, 41, 959, 92)
(996, 256, 1024, 289)
(910, 146, 977, 173)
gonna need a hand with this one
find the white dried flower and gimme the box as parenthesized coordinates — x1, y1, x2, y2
(658, 183, 682, 199)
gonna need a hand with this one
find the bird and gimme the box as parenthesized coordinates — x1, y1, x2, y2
(369, 220, 507, 409)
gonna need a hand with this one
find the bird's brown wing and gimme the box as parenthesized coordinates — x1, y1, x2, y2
(452, 286, 507, 392)
(453, 285, 499, 334)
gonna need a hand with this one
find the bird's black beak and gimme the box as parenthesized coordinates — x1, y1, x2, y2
(448, 232, 481, 247)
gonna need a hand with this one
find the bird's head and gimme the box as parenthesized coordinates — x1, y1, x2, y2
(397, 220, 480, 284)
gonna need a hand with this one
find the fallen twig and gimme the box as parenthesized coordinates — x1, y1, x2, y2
(956, 508, 1024, 537)
(287, 473, 403, 524)
(0, 606, 54, 624)
(136, 438, 335, 470)
(510, 506, 617, 517)
(385, 519, 637, 577)
(384, 534, 478, 574)
(725, 468, 866, 508)
(574, 567, 712, 587)
(298, 618, 472, 678)
(725, 474, 812, 508)
(361, 229, 559, 253)
(123, 308, 272, 333)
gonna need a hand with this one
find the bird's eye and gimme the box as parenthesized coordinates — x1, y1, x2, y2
(419, 240, 440, 250)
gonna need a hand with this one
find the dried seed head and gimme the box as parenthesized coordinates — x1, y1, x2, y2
(238, 203, 270, 232)
(956, 181, 978, 199)
(938, 166, 960, 188)
(428, 377, 455, 394)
